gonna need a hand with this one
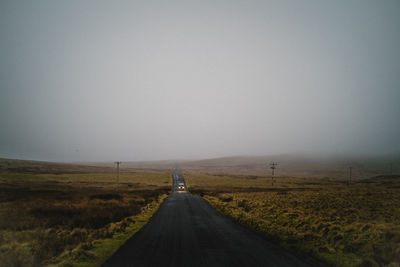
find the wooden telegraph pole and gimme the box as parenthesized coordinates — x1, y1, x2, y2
(270, 162, 278, 186)
(348, 166, 352, 185)
(114, 161, 122, 184)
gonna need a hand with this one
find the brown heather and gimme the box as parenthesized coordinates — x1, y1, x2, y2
(0, 159, 170, 267)
(186, 173, 400, 267)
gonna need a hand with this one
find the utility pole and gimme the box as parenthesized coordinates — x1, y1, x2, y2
(114, 161, 122, 184)
(270, 162, 278, 186)
(348, 166, 352, 185)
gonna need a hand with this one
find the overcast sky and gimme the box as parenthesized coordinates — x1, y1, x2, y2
(1, 0, 400, 162)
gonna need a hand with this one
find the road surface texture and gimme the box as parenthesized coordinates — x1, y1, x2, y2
(103, 169, 316, 267)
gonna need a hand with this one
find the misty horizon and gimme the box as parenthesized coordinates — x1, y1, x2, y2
(1, 1, 400, 162)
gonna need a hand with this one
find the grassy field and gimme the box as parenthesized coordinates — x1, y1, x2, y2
(0, 158, 171, 267)
(185, 170, 400, 267)
(2, 156, 399, 266)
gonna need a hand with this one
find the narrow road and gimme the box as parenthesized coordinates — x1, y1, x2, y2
(103, 169, 316, 267)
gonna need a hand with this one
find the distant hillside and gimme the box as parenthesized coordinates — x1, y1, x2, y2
(0, 158, 114, 174)
(1, 155, 398, 179)
(176, 155, 400, 180)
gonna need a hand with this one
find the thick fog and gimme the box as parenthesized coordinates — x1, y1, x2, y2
(1, 0, 399, 162)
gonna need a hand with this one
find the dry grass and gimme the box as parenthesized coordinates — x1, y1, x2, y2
(0, 158, 171, 267)
(185, 172, 400, 267)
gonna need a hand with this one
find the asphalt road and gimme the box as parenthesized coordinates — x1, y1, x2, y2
(103, 169, 316, 267)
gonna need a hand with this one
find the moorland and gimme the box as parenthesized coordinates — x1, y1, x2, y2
(1, 155, 399, 267)
(0, 158, 171, 267)
(182, 156, 400, 267)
